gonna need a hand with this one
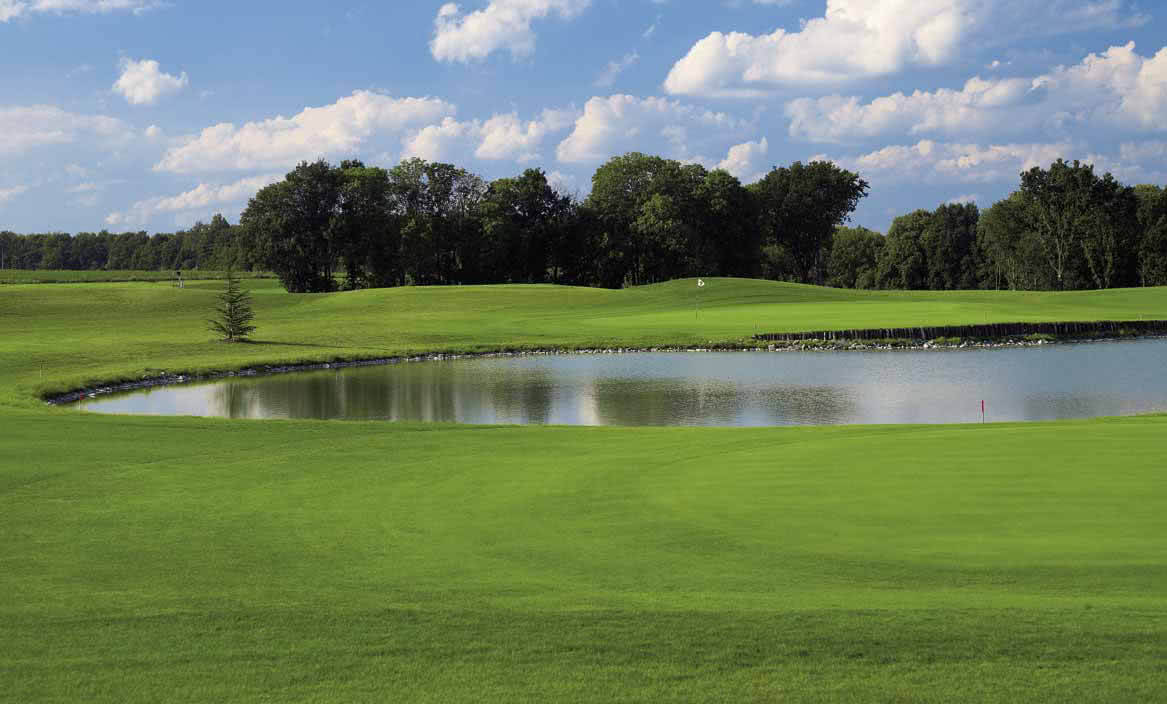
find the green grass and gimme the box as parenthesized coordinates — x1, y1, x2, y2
(0, 269, 275, 284)
(1, 278, 1165, 702)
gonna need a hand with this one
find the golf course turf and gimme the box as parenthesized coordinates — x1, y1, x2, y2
(1, 277, 1164, 702)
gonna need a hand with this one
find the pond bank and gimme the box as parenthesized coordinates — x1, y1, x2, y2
(754, 319, 1167, 343)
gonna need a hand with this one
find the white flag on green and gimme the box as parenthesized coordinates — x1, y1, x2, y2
(697, 279, 705, 288)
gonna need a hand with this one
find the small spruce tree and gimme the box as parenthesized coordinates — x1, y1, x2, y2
(208, 269, 256, 342)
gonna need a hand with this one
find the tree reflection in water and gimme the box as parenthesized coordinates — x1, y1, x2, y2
(85, 341, 1167, 426)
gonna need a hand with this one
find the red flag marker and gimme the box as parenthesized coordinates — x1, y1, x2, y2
(981, 400, 986, 424)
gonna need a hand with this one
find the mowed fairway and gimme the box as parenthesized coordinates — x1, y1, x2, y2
(1, 278, 1165, 702)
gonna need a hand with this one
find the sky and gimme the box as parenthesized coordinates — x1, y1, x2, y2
(1, 0, 1165, 235)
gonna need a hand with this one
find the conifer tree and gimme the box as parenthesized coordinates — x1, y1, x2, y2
(208, 269, 256, 342)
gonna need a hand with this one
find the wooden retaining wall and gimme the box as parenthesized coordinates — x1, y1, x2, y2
(753, 320, 1167, 343)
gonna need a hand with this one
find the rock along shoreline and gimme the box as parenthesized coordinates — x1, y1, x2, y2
(45, 330, 1165, 406)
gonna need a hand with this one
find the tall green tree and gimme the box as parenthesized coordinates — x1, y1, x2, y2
(750, 161, 869, 285)
(876, 210, 931, 289)
(694, 169, 760, 278)
(828, 226, 883, 289)
(586, 153, 706, 287)
(334, 161, 397, 289)
(921, 203, 979, 290)
(1019, 159, 1138, 290)
(477, 168, 572, 283)
(1134, 184, 1167, 286)
(389, 159, 485, 285)
(976, 193, 1049, 290)
(242, 160, 343, 293)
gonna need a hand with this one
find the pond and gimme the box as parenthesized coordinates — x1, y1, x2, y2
(77, 339, 1167, 426)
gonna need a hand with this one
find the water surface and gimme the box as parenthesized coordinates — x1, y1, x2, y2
(80, 340, 1167, 426)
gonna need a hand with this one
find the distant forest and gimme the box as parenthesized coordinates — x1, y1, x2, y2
(3, 154, 1165, 292)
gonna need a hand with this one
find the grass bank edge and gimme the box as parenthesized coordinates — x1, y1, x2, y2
(9, 277, 1167, 408)
(32, 330, 1167, 406)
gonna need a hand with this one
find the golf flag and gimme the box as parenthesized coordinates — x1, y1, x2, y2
(697, 279, 705, 288)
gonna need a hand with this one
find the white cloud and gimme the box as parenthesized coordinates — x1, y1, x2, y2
(430, 0, 591, 63)
(594, 52, 639, 88)
(0, 185, 29, 204)
(0, 0, 159, 22)
(106, 173, 283, 226)
(0, 105, 132, 154)
(400, 117, 478, 162)
(663, 0, 1147, 97)
(113, 58, 189, 105)
(155, 91, 456, 173)
(785, 42, 1167, 142)
(786, 77, 1036, 142)
(1061, 42, 1167, 129)
(401, 108, 577, 163)
(475, 109, 577, 161)
(717, 137, 769, 182)
(817, 139, 1077, 184)
(556, 94, 744, 163)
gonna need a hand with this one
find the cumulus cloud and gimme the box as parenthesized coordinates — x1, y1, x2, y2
(431, 0, 591, 63)
(113, 58, 189, 106)
(155, 91, 456, 173)
(0, 105, 132, 154)
(786, 42, 1167, 142)
(475, 109, 577, 160)
(556, 94, 744, 163)
(716, 137, 769, 181)
(819, 139, 1076, 184)
(401, 108, 577, 163)
(0, 185, 29, 204)
(663, 0, 1147, 96)
(400, 117, 478, 162)
(105, 173, 283, 226)
(0, 0, 159, 22)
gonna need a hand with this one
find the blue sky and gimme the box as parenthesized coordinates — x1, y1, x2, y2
(1, 0, 1164, 234)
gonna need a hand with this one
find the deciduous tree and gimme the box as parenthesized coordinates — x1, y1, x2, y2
(750, 161, 868, 285)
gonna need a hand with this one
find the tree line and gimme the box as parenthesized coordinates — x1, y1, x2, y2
(3, 155, 1165, 291)
(0, 214, 251, 272)
(0, 154, 867, 292)
(827, 160, 1167, 290)
(239, 155, 867, 292)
